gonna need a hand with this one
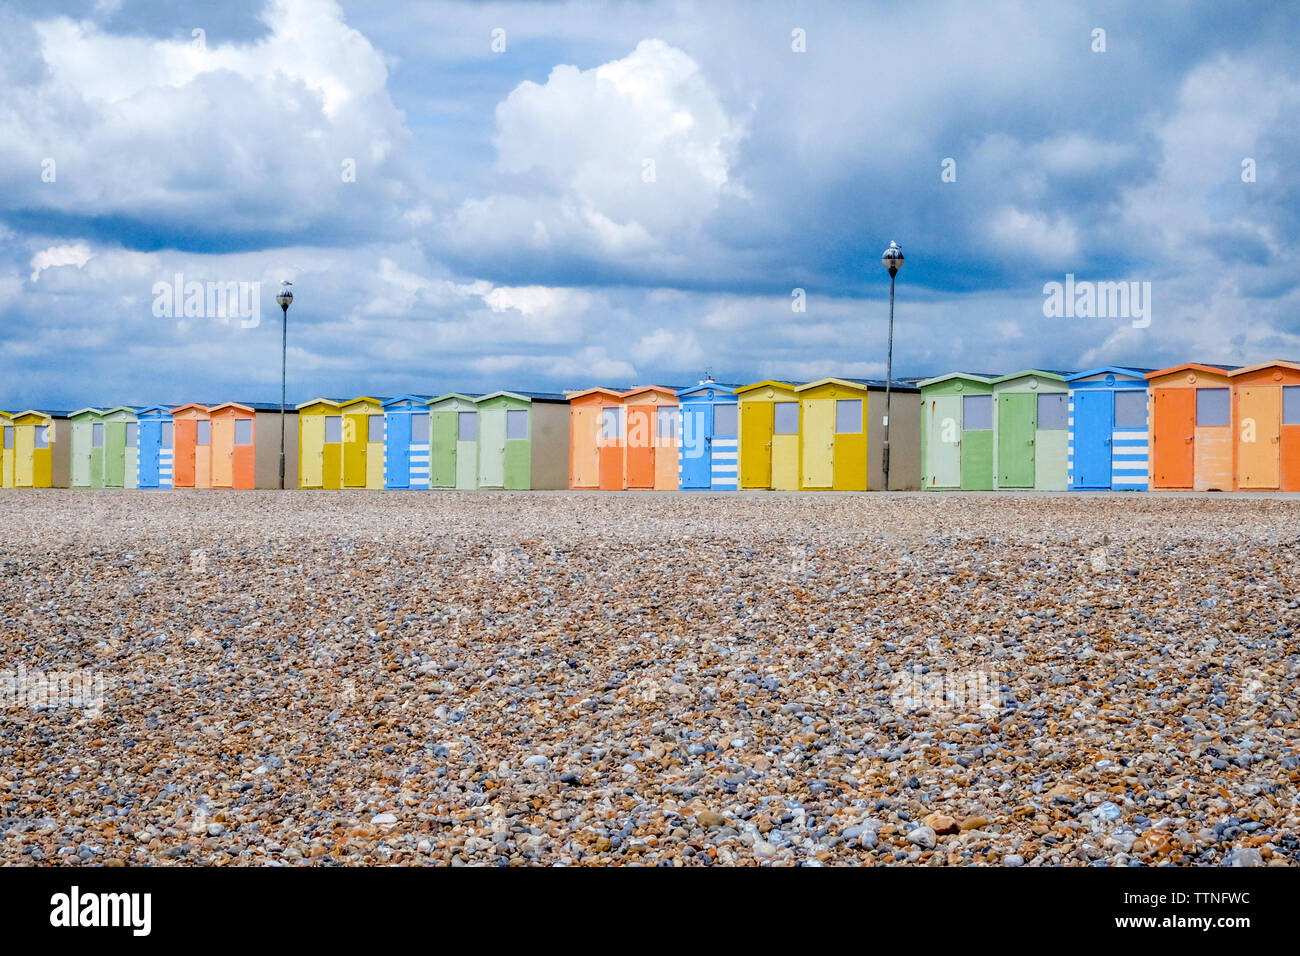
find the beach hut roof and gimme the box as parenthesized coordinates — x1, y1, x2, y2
(1064, 366, 1156, 382)
(917, 372, 997, 387)
(294, 398, 344, 411)
(340, 396, 389, 408)
(989, 369, 1070, 384)
(382, 394, 437, 406)
(17, 409, 71, 419)
(676, 380, 743, 397)
(428, 392, 479, 403)
(565, 386, 625, 400)
(171, 402, 210, 413)
(1228, 360, 1300, 376)
(102, 405, 141, 415)
(734, 380, 798, 395)
(1144, 362, 1240, 379)
(622, 385, 680, 399)
(68, 407, 105, 418)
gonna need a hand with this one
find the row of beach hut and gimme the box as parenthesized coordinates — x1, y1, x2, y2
(2, 362, 1297, 492)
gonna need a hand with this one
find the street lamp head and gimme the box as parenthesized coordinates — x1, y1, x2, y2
(276, 280, 293, 312)
(882, 240, 903, 277)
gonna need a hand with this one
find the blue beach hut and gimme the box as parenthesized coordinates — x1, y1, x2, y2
(676, 379, 741, 490)
(382, 395, 435, 489)
(135, 404, 176, 489)
(1065, 367, 1154, 491)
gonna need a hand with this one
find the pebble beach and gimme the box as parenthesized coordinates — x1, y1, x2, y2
(1, 490, 1297, 866)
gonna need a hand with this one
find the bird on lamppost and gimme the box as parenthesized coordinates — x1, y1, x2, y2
(275, 281, 293, 490)
(880, 241, 903, 490)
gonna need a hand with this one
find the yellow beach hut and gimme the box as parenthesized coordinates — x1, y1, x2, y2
(296, 399, 344, 489)
(795, 378, 870, 491)
(341, 397, 387, 490)
(736, 381, 801, 490)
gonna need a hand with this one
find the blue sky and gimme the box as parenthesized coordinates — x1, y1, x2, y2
(1, 0, 1297, 407)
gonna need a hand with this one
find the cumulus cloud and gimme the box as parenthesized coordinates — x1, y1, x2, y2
(448, 39, 747, 262)
(29, 242, 92, 282)
(0, 0, 418, 248)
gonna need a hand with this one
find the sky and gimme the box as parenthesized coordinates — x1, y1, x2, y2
(1, 0, 1297, 408)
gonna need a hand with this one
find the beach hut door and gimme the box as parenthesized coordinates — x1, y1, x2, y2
(928, 396, 961, 487)
(740, 402, 774, 488)
(72, 420, 92, 486)
(139, 419, 160, 487)
(432, 411, 457, 487)
(1237, 386, 1280, 489)
(680, 402, 711, 489)
(997, 393, 1036, 487)
(387, 411, 411, 489)
(1073, 390, 1112, 488)
(480, 408, 506, 487)
(1151, 388, 1195, 487)
(802, 400, 834, 488)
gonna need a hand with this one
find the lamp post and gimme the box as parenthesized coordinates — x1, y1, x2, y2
(880, 240, 903, 490)
(275, 281, 293, 490)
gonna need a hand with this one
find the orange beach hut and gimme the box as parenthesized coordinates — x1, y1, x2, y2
(568, 388, 626, 489)
(171, 403, 212, 489)
(1145, 364, 1237, 491)
(1229, 360, 1300, 491)
(622, 386, 680, 490)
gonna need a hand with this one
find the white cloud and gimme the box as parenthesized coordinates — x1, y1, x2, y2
(2, 0, 415, 239)
(450, 38, 747, 260)
(29, 242, 92, 282)
(988, 206, 1080, 264)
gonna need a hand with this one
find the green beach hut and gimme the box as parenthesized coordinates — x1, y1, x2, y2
(991, 370, 1071, 490)
(429, 393, 479, 489)
(917, 374, 996, 490)
(69, 408, 105, 488)
(102, 406, 140, 488)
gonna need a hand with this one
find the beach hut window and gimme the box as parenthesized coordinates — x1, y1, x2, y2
(507, 409, 529, 440)
(963, 394, 992, 430)
(1284, 386, 1300, 426)
(657, 407, 680, 439)
(161, 422, 174, 448)
(1114, 391, 1147, 428)
(325, 416, 341, 443)
(773, 402, 799, 434)
(411, 413, 430, 443)
(35, 425, 49, 449)
(126, 423, 138, 448)
(835, 399, 862, 434)
(601, 407, 623, 439)
(1195, 388, 1229, 427)
(368, 415, 385, 442)
(458, 412, 478, 441)
(92, 423, 105, 447)
(2, 428, 11, 449)
(197, 421, 211, 446)
(714, 404, 738, 438)
(234, 419, 252, 445)
(1037, 393, 1067, 430)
